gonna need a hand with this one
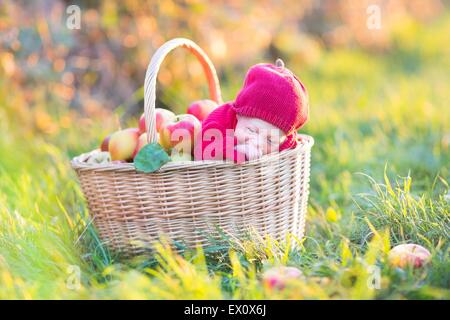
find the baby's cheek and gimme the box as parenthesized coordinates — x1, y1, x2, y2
(234, 129, 246, 144)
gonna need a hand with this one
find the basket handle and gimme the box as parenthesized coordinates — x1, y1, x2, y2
(143, 38, 223, 143)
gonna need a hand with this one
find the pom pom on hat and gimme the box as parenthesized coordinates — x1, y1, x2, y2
(231, 59, 309, 134)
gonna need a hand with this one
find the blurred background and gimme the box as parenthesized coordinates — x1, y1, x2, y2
(1, 0, 448, 120)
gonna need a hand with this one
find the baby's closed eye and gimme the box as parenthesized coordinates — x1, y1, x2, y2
(246, 127, 257, 134)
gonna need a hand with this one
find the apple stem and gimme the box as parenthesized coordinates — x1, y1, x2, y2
(275, 58, 285, 68)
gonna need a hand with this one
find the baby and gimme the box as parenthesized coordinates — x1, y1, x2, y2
(194, 59, 309, 163)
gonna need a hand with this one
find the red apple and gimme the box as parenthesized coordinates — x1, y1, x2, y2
(159, 114, 201, 151)
(108, 128, 140, 161)
(388, 244, 431, 269)
(262, 266, 303, 290)
(132, 132, 162, 158)
(138, 114, 146, 134)
(139, 108, 176, 134)
(132, 133, 148, 159)
(100, 134, 111, 152)
(187, 99, 218, 122)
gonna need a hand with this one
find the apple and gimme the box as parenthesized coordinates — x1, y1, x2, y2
(388, 244, 431, 269)
(170, 142, 193, 161)
(132, 133, 148, 159)
(138, 114, 146, 134)
(100, 134, 111, 152)
(159, 114, 201, 151)
(187, 99, 218, 122)
(108, 128, 140, 161)
(262, 266, 303, 290)
(170, 150, 193, 162)
(132, 132, 161, 159)
(139, 108, 176, 134)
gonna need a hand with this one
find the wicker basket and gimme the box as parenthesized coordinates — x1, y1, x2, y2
(71, 38, 314, 255)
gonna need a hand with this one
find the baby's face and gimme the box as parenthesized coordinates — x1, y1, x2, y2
(234, 115, 287, 160)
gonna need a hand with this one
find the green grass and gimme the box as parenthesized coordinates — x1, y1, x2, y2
(0, 15, 449, 299)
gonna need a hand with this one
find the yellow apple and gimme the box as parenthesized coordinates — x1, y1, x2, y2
(108, 128, 140, 161)
(159, 114, 201, 151)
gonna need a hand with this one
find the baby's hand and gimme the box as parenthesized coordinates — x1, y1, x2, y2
(235, 144, 263, 161)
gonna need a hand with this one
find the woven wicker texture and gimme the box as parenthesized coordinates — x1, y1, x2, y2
(71, 38, 314, 255)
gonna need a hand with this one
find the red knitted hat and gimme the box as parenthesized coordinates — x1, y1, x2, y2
(231, 60, 309, 134)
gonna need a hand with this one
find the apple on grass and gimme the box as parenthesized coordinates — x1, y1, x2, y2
(187, 99, 218, 122)
(262, 266, 303, 290)
(108, 128, 140, 161)
(388, 244, 431, 269)
(139, 108, 176, 134)
(159, 114, 201, 152)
